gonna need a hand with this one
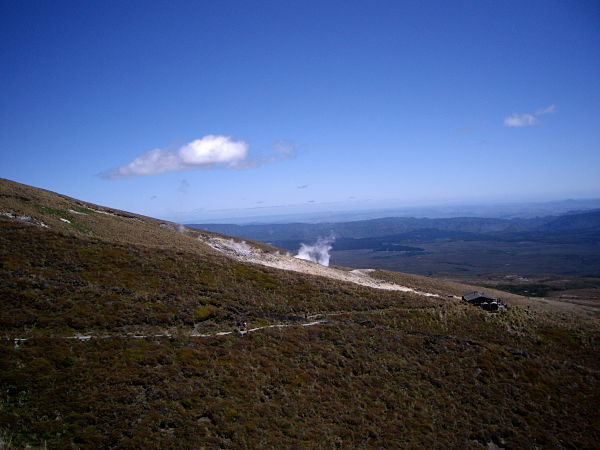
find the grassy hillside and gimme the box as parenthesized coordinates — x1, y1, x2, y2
(1, 179, 599, 448)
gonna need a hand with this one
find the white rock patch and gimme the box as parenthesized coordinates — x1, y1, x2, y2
(1, 211, 49, 229)
(202, 235, 439, 296)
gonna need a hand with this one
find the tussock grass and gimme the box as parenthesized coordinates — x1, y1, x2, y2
(1, 177, 599, 448)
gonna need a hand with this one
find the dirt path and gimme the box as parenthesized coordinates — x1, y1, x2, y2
(11, 310, 598, 377)
(9, 306, 435, 347)
(11, 319, 331, 348)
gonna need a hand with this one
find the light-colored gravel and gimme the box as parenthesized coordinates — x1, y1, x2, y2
(12, 320, 332, 348)
(203, 236, 440, 297)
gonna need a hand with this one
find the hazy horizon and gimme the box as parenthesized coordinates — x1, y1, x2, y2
(181, 196, 600, 225)
(2, 1, 599, 220)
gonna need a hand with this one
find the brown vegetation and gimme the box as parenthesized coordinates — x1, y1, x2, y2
(1, 178, 599, 448)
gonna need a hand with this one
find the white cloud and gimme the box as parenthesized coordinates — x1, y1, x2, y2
(273, 140, 295, 156)
(102, 135, 249, 179)
(228, 140, 296, 169)
(179, 135, 247, 165)
(504, 104, 557, 128)
(504, 113, 540, 127)
(536, 104, 557, 115)
(102, 135, 297, 179)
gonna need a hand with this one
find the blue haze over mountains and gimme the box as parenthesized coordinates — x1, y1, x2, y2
(189, 198, 600, 225)
(190, 209, 600, 241)
(190, 207, 600, 276)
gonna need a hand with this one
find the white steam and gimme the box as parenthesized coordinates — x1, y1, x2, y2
(295, 237, 335, 266)
(229, 240, 252, 256)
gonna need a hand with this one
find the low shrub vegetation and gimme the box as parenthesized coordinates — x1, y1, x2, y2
(1, 178, 599, 448)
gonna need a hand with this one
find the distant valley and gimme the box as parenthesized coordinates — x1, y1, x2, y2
(189, 210, 600, 275)
(190, 210, 600, 302)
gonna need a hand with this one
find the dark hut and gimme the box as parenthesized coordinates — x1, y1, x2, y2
(462, 291, 502, 312)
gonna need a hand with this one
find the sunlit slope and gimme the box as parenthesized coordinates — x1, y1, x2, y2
(2, 177, 592, 316)
(371, 270, 599, 316)
(1, 177, 439, 337)
(0, 177, 285, 255)
(1, 178, 599, 448)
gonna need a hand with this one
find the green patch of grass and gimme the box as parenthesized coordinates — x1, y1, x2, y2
(197, 269, 218, 288)
(538, 328, 577, 345)
(496, 284, 553, 297)
(233, 264, 279, 289)
(72, 206, 95, 214)
(33, 204, 92, 234)
(70, 221, 92, 235)
(194, 305, 219, 321)
(35, 204, 70, 218)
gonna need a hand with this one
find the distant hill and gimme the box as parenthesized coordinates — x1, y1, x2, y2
(189, 210, 600, 276)
(1, 178, 599, 448)
(192, 198, 600, 224)
(538, 209, 600, 232)
(190, 210, 600, 241)
(188, 215, 552, 241)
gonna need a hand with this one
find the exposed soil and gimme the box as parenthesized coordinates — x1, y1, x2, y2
(203, 236, 440, 297)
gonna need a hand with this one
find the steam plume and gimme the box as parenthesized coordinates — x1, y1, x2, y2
(295, 236, 335, 266)
(229, 240, 252, 256)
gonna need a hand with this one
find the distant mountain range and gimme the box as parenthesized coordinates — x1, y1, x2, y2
(188, 198, 600, 224)
(189, 210, 600, 276)
(189, 209, 600, 243)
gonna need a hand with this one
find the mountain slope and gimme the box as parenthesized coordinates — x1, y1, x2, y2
(538, 209, 600, 232)
(1, 178, 599, 448)
(190, 210, 600, 277)
(189, 215, 553, 241)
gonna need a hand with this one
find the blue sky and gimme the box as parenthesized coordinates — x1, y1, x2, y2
(1, 0, 599, 222)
